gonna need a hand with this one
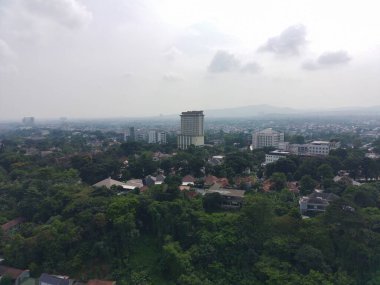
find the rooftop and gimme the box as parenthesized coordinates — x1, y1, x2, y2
(92, 177, 125, 189)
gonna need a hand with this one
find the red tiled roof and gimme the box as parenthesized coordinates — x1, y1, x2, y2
(204, 175, 218, 185)
(216, 178, 229, 187)
(0, 265, 28, 279)
(1, 217, 25, 232)
(182, 175, 195, 182)
(88, 279, 116, 285)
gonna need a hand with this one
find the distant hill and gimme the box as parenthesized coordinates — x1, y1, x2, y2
(204, 104, 300, 117)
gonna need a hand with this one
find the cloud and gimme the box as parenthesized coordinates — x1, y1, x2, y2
(317, 50, 351, 65)
(22, 0, 92, 29)
(258, 24, 307, 55)
(163, 72, 184, 82)
(302, 50, 352, 71)
(208, 50, 240, 73)
(164, 46, 182, 61)
(0, 38, 17, 73)
(175, 22, 234, 55)
(241, 62, 261, 74)
(301, 60, 319, 71)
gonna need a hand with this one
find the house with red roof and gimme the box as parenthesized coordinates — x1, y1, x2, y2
(1, 217, 25, 235)
(0, 265, 30, 285)
(182, 175, 195, 186)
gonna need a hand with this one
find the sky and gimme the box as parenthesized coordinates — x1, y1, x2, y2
(0, 0, 380, 119)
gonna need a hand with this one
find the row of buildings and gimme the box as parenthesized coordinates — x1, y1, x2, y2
(124, 127, 167, 144)
(250, 128, 341, 164)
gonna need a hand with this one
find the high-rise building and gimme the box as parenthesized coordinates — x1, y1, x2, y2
(128, 127, 135, 142)
(148, 130, 157, 144)
(177, 111, 204, 149)
(252, 128, 284, 149)
(22, 117, 35, 126)
(157, 131, 167, 144)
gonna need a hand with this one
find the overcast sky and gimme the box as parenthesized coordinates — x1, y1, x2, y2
(0, 0, 380, 119)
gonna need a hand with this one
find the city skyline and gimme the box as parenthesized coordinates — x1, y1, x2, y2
(1, 0, 380, 119)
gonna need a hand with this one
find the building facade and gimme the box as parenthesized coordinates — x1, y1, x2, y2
(252, 128, 284, 149)
(265, 150, 290, 164)
(177, 111, 204, 149)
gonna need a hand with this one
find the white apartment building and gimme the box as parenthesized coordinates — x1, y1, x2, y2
(307, 141, 331, 156)
(276, 140, 340, 157)
(178, 111, 204, 149)
(148, 130, 167, 144)
(148, 130, 157, 144)
(252, 128, 284, 149)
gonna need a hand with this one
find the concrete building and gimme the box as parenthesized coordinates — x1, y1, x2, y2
(279, 140, 340, 157)
(252, 128, 284, 149)
(148, 130, 167, 144)
(148, 130, 157, 144)
(22, 117, 34, 126)
(299, 190, 339, 215)
(307, 140, 340, 156)
(177, 111, 204, 149)
(265, 150, 290, 164)
(157, 131, 167, 144)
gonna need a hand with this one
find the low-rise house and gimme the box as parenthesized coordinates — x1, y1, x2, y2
(155, 174, 166, 185)
(144, 175, 156, 187)
(208, 155, 224, 166)
(333, 174, 361, 186)
(204, 175, 218, 187)
(182, 175, 195, 186)
(206, 189, 245, 209)
(124, 179, 144, 190)
(92, 177, 126, 189)
(0, 265, 30, 285)
(299, 190, 339, 215)
(1, 217, 25, 235)
(144, 174, 166, 186)
(39, 274, 71, 285)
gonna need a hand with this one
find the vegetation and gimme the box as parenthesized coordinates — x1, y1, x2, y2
(0, 128, 380, 284)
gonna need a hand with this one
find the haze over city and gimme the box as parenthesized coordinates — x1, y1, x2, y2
(1, 0, 380, 119)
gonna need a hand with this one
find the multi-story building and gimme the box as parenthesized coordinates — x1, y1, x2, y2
(157, 131, 167, 144)
(177, 111, 205, 149)
(148, 130, 167, 144)
(265, 150, 290, 164)
(148, 130, 157, 144)
(22, 117, 34, 126)
(252, 128, 284, 149)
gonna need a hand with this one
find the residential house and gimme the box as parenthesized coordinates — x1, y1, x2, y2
(182, 175, 195, 186)
(1, 217, 25, 235)
(206, 189, 245, 209)
(123, 179, 144, 190)
(92, 178, 126, 189)
(0, 265, 30, 285)
(39, 274, 70, 285)
(299, 190, 339, 215)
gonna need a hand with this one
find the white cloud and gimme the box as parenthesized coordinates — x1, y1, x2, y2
(22, 0, 92, 29)
(208, 50, 240, 73)
(164, 46, 183, 61)
(258, 24, 307, 55)
(163, 72, 184, 81)
(0, 38, 17, 73)
(317, 50, 351, 65)
(175, 22, 234, 55)
(241, 62, 261, 74)
(302, 50, 352, 71)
